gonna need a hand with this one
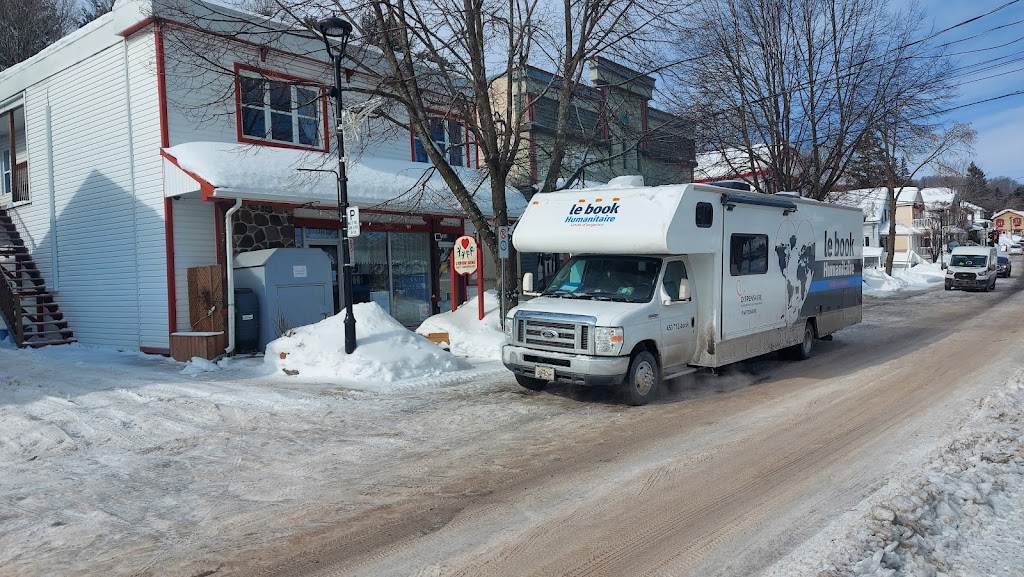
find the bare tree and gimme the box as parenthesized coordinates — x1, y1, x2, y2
(669, 0, 957, 200)
(0, 0, 77, 70)
(77, 0, 116, 27)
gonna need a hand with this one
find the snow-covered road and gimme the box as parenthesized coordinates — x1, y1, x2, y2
(1, 274, 1023, 576)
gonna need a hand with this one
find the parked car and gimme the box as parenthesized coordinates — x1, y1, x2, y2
(997, 255, 1012, 278)
(1010, 244, 1023, 255)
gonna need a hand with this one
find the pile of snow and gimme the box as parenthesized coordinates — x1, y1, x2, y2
(416, 291, 505, 360)
(814, 374, 1024, 576)
(264, 302, 460, 387)
(863, 262, 945, 296)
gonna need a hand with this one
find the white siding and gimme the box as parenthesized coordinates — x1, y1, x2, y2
(171, 196, 218, 331)
(15, 43, 143, 347)
(160, 29, 415, 164)
(127, 33, 170, 349)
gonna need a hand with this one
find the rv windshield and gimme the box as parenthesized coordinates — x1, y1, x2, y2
(541, 256, 662, 303)
(951, 255, 987, 268)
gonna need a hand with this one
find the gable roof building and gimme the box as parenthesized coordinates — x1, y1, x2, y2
(0, 0, 524, 350)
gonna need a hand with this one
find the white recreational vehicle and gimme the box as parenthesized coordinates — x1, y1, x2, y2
(502, 180, 864, 405)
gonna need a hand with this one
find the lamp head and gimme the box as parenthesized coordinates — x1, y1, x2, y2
(317, 16, 352, 40)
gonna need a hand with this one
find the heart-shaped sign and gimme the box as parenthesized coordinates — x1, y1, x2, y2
(461, 238, 470, 249)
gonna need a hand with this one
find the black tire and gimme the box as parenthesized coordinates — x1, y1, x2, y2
(787, 321, 815, 360)
(515, 373, 548, 391)
(621, 350, 660, 406)
(944, 285, 951, 291)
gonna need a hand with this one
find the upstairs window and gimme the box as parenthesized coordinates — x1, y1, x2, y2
(237, 69, 324, 150)
(413, 118, 469, 167)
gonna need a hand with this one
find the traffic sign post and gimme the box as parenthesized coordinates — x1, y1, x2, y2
(497, 226, 511, 330)
(346, 206, 360, 237)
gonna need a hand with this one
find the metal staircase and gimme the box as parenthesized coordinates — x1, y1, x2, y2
(0, 208, 75, 347)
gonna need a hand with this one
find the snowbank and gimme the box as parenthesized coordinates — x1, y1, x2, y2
(811, 373, 1024, 576)
(416, 291, 505, 360)
(264, 302, 460, 387)
(863, 262, 945, 296)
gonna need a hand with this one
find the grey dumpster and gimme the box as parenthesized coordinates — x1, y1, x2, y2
(233, 248, 333, 351)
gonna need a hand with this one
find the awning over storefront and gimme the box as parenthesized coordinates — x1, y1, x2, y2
(161, 141, 526, 217)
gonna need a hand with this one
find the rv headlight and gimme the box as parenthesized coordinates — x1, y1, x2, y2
(504, 316, 515, 342)
(595, 326, 624, 355)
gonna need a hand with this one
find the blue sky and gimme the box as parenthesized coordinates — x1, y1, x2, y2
(913, 0, 1024, 180)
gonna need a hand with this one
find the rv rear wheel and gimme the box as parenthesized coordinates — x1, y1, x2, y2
(515, 374, 548, 391)
(788, 321, 815, 361)
(622, 350, 660, 406)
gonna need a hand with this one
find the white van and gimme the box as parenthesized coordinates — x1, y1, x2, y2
(945, 245, 998, 291)
(503, 181, 863, 405)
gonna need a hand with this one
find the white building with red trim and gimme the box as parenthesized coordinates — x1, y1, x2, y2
(0, 0, 523, 352)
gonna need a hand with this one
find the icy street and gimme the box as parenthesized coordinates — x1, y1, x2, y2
(0, 264, 1022, 577)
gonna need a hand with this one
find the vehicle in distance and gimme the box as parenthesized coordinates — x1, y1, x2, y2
(997, 255, 1012, 278)
(1009, 243, 1022, 255)
(945, 246, 998, 291)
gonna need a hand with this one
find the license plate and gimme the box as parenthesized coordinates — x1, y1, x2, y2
(534, 365, 555, 381)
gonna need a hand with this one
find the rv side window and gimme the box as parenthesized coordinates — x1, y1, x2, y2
(730, 234, 768, 276)
(695, 202, 713, 228)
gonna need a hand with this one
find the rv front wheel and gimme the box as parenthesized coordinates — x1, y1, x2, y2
(515, 374, 548, 391)
(622, 350, 660, 406)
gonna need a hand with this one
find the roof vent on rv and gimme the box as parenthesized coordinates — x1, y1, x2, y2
(709, 180, 751, 191)
(775, 191, 800, 198)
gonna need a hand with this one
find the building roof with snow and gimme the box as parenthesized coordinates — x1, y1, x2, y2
(828, 188, 922, 223)
(693, 145, 771, 182)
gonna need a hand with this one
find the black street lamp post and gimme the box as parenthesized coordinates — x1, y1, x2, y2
(317, 16, 357, 354)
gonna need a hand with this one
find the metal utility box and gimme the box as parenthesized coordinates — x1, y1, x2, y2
(233, 248, 333, 351)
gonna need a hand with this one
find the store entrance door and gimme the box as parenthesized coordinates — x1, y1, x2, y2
(353, 231, 432, 327)
(306, 241, 341, 314)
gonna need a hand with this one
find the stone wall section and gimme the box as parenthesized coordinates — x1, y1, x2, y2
(233, 204, 296, 254)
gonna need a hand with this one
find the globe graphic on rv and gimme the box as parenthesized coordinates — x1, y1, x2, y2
(775, 221, 816, 323)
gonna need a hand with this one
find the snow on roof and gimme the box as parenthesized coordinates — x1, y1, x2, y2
(893, 222, 924, 236)
(919, 187, 955, 209)
(830, 187, 923, 222)
(693, 145, 770, 181)
(164, 142, 526, 217)
(991, 208, 1024, 219)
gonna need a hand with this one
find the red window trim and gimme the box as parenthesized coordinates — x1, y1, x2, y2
(234, 62, 330, 153)
(997, 218, 1005, 227)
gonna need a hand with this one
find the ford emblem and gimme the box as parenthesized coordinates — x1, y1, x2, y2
(540, 329, 558, 340)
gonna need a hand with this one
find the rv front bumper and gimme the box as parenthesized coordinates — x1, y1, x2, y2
(502, 345, 629, 386)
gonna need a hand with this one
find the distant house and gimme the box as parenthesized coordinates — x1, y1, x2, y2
(491, 59, 696, 194)
(830, 187, 928, 267)
(991, 209, 1024, 237)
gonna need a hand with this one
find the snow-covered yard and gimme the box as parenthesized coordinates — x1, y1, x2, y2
(1, 287, 1022, 576)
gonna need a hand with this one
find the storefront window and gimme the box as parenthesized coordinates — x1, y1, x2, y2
(352, 231, 432, 327)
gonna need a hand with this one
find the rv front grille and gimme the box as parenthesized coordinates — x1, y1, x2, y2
(954, 272, 976, 280)
(513, 316, 595, 354)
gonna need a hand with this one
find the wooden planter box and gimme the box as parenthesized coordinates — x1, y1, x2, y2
(170, 331, 226, 362)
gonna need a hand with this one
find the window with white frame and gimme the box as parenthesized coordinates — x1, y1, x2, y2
(1, 149, 10, 195)
(239, 73, 322, 148)
(413, 118, 468, 167)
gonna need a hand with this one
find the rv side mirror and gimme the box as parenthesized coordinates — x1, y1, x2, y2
(678, 279, 691, 301)
(522, 272, 535, 294)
